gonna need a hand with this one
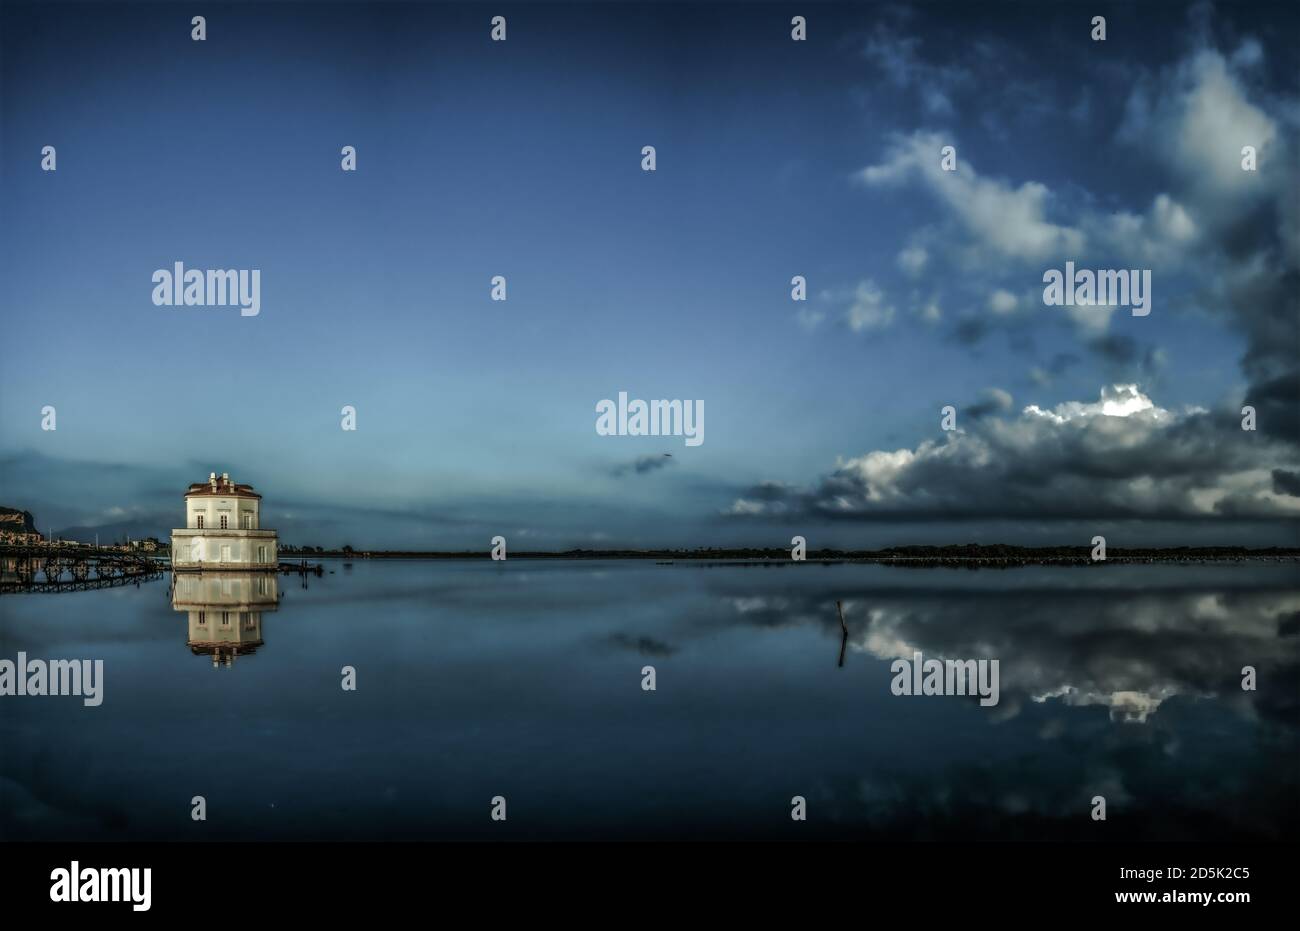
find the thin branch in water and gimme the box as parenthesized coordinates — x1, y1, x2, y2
(836, 600, 848, 668)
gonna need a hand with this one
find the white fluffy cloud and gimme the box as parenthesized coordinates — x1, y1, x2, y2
(859, 131, 1085, 263)
(988, 289, 1018, 315)
(845, 280, 896, 332)
(897, 245, 929, 276)
(1124, 48, 1280, 202)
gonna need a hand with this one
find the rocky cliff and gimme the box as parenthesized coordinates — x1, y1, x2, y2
(0, 506, 39, 535)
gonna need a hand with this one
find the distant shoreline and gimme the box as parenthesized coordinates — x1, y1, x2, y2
(278, 544, 1300, 567)
(8, 542, 1297, 569)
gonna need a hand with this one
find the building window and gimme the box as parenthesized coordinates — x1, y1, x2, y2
(220, 515, 228, 529)
(196, 515, 204, 529)
(198, 612, 206, 626)
(221, 612, 230, 627)
(242, 612, 253, 629)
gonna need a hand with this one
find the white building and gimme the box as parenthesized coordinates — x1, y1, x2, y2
(171, 472, 278, 570)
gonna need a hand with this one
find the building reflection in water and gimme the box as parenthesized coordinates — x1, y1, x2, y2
(171, 572, 280, 668)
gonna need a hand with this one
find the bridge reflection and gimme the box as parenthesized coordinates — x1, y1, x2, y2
(171, 572, 281, 668)
(0, 545, 165, 593)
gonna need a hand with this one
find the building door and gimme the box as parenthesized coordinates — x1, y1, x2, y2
(220, 544, 232, 562)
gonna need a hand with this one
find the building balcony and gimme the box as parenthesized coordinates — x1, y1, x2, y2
(170, 528, 278, 571)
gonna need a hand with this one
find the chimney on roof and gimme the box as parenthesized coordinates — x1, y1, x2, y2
(222, 472, 229, 482)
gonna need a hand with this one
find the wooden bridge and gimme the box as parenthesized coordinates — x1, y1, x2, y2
(1, 544, 324, 594)
(0, 544, 166, 594)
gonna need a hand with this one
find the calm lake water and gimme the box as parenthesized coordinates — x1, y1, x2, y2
(2, 559, 1297, 841)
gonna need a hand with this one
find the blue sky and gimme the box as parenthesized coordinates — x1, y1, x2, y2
(2, 1, 1297, 548)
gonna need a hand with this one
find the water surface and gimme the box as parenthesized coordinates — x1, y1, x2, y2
(2, 559, 1297, 840)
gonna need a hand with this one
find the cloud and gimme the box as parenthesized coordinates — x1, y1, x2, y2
(728, 385, 1300, 522)
(897, 245, 928, 276)
(726, 480, 800, 518)
(1116, 38, 1298, 420)
(1029, 353, 1081, 388)
(1273, 470, 1300, 498)
(1091, 193, 1200, 268)
(1122, 48, 1281, 206)
(987, 289, 1017, 315)
(861, 23, 971, 116)
(913, 296, 942, 324)
(610, 454, 676, 478)
(962, 387, 1013, 420)
(845, 279, 895, 332)
(858, 131, 1085, 263)
(852, 19, 1298, 405)
(603, 633, 678, 657)
(795, 306, 826, 330)
(1085, 335, 1166, 380)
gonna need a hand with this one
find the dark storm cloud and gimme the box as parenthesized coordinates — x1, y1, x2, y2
(728, 385, 1299, 522)
(1246, 370, 1300, 445)
(1273, 469, 1300, 497)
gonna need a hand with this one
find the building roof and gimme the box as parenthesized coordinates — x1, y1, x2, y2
(185, 474, 262, 500)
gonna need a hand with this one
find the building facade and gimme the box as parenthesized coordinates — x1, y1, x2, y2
(171, 473, 278, 570)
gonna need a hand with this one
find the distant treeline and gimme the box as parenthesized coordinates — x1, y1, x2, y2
(276, 543, 1300, 563)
